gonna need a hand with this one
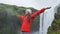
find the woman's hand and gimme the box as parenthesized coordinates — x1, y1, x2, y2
(46, 7, 51, 9)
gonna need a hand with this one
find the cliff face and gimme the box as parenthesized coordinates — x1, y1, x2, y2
(47, 5, 60, 34)
(0, 3, 40, 34)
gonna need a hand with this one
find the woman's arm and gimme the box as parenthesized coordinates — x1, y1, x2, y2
(17, 15, 24, 19)
(31, 8, 46, 18)
(31, 7, 51, 18)
(15, 13, 24, 19)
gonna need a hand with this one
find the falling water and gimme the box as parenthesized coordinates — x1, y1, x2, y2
(39, 4, 59, 34)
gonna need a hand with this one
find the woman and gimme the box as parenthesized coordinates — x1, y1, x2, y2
(18, 7, 51, 34)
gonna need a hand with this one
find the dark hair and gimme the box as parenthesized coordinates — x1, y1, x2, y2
(28, 12, 31, 22)
(25, 9, 32, 22)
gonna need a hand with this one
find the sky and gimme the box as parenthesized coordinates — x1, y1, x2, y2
(0, 0, 60, 9)
(0, 0, 60, 34)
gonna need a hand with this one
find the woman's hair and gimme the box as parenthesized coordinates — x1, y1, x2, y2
(25, 9, 32, 22)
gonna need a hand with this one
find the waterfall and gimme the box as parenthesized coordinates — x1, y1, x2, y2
(39, 9, 54, 34)
(39, 4, 59, 34)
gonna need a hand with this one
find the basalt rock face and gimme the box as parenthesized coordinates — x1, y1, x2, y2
(0, 3, 40, 34)
(47, 5, 60, 34)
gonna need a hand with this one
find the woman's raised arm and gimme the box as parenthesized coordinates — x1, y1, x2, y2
(15, 12, 24, 19)
(31, 8, 46, 18)
(31, 7, 51, 18)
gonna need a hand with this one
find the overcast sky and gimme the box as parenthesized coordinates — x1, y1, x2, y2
(0, 0, 60, 34)
(0, 0, 60, 9)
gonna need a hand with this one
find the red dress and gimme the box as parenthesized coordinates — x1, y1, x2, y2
(18, 8, 46, 32)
